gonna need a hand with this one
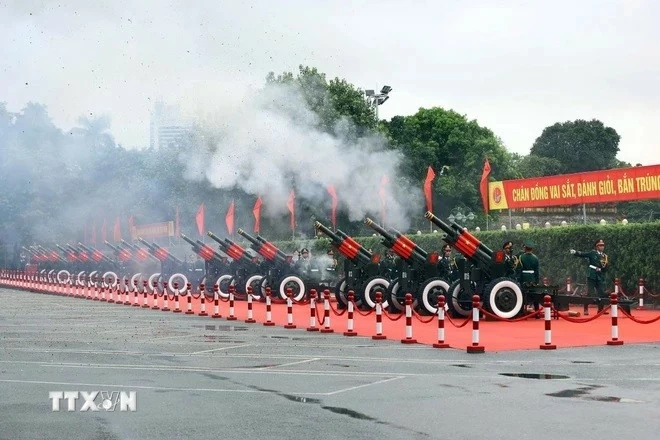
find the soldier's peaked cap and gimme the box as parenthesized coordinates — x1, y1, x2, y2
(523, 240, 536, 249)
(594, 239, 605, 246)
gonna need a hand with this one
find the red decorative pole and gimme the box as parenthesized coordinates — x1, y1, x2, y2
(607, 292, 624, 346)
(245, 286, 256, 323)
(467, 295, 485, 353)
(372, 291, 386, 340)
(433, 295, 449, 348)
(263, 287, 275, 326)
(320, 289, 334, 333)
(212, 284, 221, 318)
(284, 288, 296, 329)
(307, 289, 319, 331)
(343, 290, 358, 336)
(539, 295, 557, 350)
(400, 293, 417, 344)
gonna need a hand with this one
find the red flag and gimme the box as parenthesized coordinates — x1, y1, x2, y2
(479, 159, 491, 215)
(225, 200, 235, 235)
(101, 218, 107, 242)
(379, 175, 389, 226)
(175, 206, 180, 237)
(196, 203, 205, 236)
(113, 216, 121, 242)
(423, 166, 436, 212)
(253, 197, 263, 233)
(91, 221, 97, 244)
(286, 190, 295, 232)
(327, 185, 338, 229)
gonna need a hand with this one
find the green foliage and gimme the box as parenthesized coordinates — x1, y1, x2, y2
(531, 119, 620, 174)
(265, 65, 376, 137)
(381, 107, 514, 221)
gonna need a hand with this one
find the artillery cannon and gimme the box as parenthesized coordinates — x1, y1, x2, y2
(314, 221, 385, 308)
(425, 210, 524, 318)
(207, 231, 264, 298)
(181, 234, 232, 294)
(365, 217, 451, 314)
(76, 243, 120, 288)
(136, 238, 191, 294)
(237, 228, 314, 301)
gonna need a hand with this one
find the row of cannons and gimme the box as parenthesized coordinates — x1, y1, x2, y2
(17, 211, 585, 319)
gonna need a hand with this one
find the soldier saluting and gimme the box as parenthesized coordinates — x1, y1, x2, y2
(570, 239, 609, 312)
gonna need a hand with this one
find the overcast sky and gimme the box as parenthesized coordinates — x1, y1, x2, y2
(2, 0, 658, 165)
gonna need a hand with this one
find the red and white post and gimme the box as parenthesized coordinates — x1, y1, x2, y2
(539, 295, 557, 350)
(467, 295, 485, 353)
(245, 286, 256, 323)
(433, 294, 449, 348)
(184, 282, 194, 314)
(198, 284, 208, 317)
(372, 291, 386, 340)
(565, 276, 572, 294)
(211, 284, 221, 318)
(284, 288, 296, 329)
(161, 282, 171, 311)
(225, 285, 236, 320)
(306, 289, 319, 331)
(607, 292, 624, 346)
(636, 278, 646, 310)
(173, 282, 181, 312)
(320, 289, 334, 333)
(142, 280, 150, 308)
(151, 280, 160, 310)
(400, 293, 417, 344)
(343, 290, 358, 336)
(263, 287, 275, 326)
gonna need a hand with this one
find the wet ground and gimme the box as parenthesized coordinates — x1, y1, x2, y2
(1, 287, 659, 440)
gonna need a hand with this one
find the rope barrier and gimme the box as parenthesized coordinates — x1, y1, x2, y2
(554, 306, 610, 323)
(412, 305, 437, 324)
(618, 306, 660, 324)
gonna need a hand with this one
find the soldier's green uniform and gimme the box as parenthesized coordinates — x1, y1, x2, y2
(571, 239, 608, 310)
(502, 241, 518, 279)
(518, 242, 539, 285)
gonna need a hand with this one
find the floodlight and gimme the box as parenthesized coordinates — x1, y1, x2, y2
(380, 85, 392, 94)
(365, 90, 375, 97)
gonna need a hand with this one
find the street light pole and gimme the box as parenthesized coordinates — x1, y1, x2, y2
(365, 85, 392, 121)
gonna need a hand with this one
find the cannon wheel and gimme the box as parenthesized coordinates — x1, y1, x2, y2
(148, 273, 162, 292)
(57, 270, 71, 284)
(418, 278, 451, 315)
(216, 274, 233, 298)
(447, 280, 473, 317)
(259, 277, 273, 299)
(130, 273, 144, 291)
(88, 270, 99, 286)
(485, 277, 524, 319)
(335, 278, 364, 309)
(102, 271, 118, 288)
(363, 276, 390, 309)
(387, 279, 418, 312)
(76, 271, 87, 286)
(245, 275, 264, 300)
(168, 273, 189, 294)
(279, 275, 306, 302)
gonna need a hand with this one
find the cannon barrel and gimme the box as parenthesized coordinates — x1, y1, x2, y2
(180, 234, 224, 263)
(104, 240, 120, 252)
(120, 239, 155, 262)
(136, 237, 183, 264)
(364, 217, 428, 263)
(424, 211, 493, 263)
(314, 221, 372, 265)
(207, 231, 252, 264)
(77, 243, 114, 264)
(237, 228, 288, 263)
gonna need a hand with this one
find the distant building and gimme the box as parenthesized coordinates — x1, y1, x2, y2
(149, 100, 193, 150)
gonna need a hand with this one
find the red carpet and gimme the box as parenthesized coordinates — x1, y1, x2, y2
(7, 284, 660, 351)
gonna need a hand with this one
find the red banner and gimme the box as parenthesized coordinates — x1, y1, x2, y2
(488, 164, 660, 210)
(225, 200, 235, 235)
(287, 190, 295, 232)
(480, 159, 491, 214)
(132, 222, 175, 239)
(196, 203, 205, 236)
(423, 166, 435, 212)
(253, 197, 263, 233)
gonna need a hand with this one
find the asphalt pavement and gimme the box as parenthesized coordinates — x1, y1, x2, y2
(1, 287, 659, 440)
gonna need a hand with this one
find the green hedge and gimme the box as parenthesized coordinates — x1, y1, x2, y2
(278, 222, 660, 293)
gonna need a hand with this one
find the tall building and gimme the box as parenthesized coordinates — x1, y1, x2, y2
(149, 100, 194, 150)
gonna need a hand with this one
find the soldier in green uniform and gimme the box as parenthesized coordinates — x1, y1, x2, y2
(437, 244, 459, 282)
(502, 241, 519, 278)
(570, 239, 609, 311)
(518, 241, 540, 311)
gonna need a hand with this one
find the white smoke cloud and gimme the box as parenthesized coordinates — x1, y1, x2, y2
(182, 82, 421, 230)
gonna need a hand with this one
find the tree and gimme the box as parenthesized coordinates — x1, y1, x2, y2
(511, 153, 563, 178)
(265, 65, 376, 137)
(382, 107, 514, 220)
(530, 119, 620, 174)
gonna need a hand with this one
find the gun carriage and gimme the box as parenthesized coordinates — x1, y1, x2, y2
(180, 234, 232, 294)
(364, 218, 451, 314)
(314, 221, 386, 309)
(207, 231, 264, 299)
(137, 238, 194, 294)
